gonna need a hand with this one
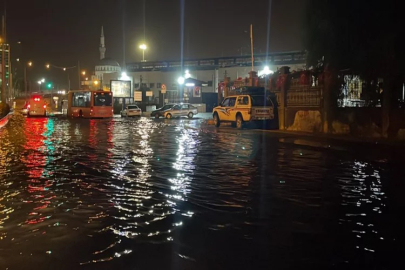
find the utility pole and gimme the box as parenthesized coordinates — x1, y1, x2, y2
(24, 67, 27, 98)
(1, 15, 6, 104)
(250, 24, 254, 72)
(77, 60, 81, 89)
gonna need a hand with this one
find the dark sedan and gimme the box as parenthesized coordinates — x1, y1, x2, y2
(151, 104, 175, 118)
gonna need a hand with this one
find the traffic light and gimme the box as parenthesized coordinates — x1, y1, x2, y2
(46, 82, 53, 89)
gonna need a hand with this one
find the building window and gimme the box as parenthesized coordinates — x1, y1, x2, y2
(150, 83, 155, 88)
(134, 83, 140, 88)
(141, 83, 147, 88)
(157, 83, 162, 88)
(208, 81, 213, 87)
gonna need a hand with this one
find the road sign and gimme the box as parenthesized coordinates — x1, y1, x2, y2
(146, 91, 153, 97)
(134, 91, 142, 101)
(161, 84, 166, 94)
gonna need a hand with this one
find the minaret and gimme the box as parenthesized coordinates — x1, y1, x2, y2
(99, 26, 106, 60)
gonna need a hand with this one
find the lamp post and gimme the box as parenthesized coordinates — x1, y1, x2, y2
(139, 44, 147, 62)
(177, 76, 185, 103)
(24, 61, 33, 98)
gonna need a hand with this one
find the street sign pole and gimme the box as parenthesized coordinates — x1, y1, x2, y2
(161, 84, 166, 105)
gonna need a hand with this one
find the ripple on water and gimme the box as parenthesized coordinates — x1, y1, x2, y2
(0, 115, 403, 269)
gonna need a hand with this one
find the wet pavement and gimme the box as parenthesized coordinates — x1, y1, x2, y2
(0, 114, 404, 269)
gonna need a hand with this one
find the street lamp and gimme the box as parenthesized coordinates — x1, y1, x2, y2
(46, 64, 50, 69)
(24, 62, 33, 97)
(41, 78, 45, 83)
(177, 76, 185, 85)
(139, 44, 147, 62)
(82, 71, 86, 76)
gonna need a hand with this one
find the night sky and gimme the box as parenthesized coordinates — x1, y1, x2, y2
(2, 0, 307, 88)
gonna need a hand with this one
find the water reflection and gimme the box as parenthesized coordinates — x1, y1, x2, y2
(0, 116, 404, 269)
(338, 161, 387, 255)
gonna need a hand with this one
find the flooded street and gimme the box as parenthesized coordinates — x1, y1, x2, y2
(0, 115, 404, 269)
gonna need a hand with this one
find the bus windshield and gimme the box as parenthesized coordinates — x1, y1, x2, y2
(93, 92, 112, 106)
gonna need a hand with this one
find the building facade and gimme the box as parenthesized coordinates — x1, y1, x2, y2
(102, 51, 307, 106)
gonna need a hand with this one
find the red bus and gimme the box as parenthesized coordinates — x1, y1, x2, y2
(67, 90, 113, 118)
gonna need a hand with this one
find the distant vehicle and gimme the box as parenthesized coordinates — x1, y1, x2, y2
(27, 94, 47, 117)
(151, 104, 175, 119)
(21, 102, 28, 115)
(67, 90, 113, 118)
(163, 103, 198, 119)
(121, 104, 142, 117)
(212, 93, 277, 129)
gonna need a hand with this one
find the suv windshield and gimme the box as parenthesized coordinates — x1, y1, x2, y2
(93, 93, 112, 106)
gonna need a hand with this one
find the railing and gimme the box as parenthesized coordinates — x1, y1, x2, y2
(287, 86, 321, 107)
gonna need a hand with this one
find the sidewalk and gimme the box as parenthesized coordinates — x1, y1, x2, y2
(202, 113, 405, 146)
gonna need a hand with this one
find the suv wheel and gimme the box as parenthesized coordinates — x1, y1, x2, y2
(236, 115, 244, 129)
(166, 113, 172, 119)
(188, 112, 193, 119)
(213, 113, 220, 127)
(155, 114, 159, 119)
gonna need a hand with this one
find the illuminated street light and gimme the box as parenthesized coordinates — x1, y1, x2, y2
(177, 76, 185, 85)
(185, 70, 191, 79)
(41, 78, 45, 83)
(93, 80, 99, 85)
(139, 44, 147, 62)
(63, 67, 66, 71)
(120, 72, 130, 80)
(46, 64, 50, 69)
(82, 71, 86, 75)
(37, 81, 42, 85)
(28, 61, 33, 67)
(258, 65, 274, 77)
(85, 77, 88, 81)
(16, 58, 20, 62)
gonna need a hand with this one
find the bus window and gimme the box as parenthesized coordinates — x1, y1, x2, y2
(94, 92, 112, 106)
(72, 92, 91, 107)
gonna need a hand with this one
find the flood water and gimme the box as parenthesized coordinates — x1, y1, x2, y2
(0, 114, 404, 269)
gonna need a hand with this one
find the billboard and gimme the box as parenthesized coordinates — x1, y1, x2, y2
(110, 80, 131, 98)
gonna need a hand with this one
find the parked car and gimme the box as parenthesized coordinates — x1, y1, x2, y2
(163, 103, 198, 119)
(151, 104, 175, 119)
(213, 94, 276, 129)
(121, 104, 142, 117)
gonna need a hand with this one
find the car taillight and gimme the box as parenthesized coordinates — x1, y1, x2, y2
(90, 106, 93, 112)
(27, 104, 31, 109)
